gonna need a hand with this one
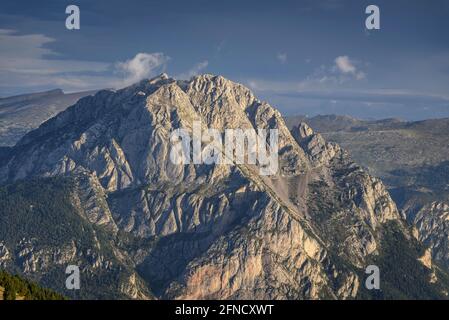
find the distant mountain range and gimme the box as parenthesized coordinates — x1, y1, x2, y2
(0, 89, 97, 147)
(0, 75, 448, 299)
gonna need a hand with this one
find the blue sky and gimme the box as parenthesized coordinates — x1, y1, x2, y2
(1, 0, 449, 120)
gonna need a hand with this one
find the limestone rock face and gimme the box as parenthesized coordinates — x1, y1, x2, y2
(0, 242, 10, 266)
(410, 201, 449, 268)
(120, 273, 153, 300)
(16, 239, 78, 273)
(0, 74, 409, 299)
(419, 248, 433, 269)
(292, 122, 341, 167)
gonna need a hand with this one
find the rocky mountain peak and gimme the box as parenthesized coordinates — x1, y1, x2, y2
(1, 74, 444, 300)
(294, 122, 315, 139)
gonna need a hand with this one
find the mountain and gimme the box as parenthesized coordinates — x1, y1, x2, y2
(0, 89, 97, 147)
(284, 115, 364, 133)
(0, 75, 448, 299)
(285, 115, 449, 271)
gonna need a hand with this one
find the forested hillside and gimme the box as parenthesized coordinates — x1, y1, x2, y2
(0, 270, 65, 300)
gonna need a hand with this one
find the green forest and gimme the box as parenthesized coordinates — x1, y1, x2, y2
(0, 270, 65, 300)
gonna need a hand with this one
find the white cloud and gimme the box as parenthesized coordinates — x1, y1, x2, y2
(335, 56, 356, 73)
(334, 55, 365, 80)
(115, 52, 169, 87)
(270, 55, 367, 91)
(243, 77, 449, 107)
(247, 56, 368, 96)
(176, 60, 209, 79)
(0, 30, 174, 94)
(0, 29, 109, 76)
(0, 29, 113, 93)
(277, 53, 287, 64)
